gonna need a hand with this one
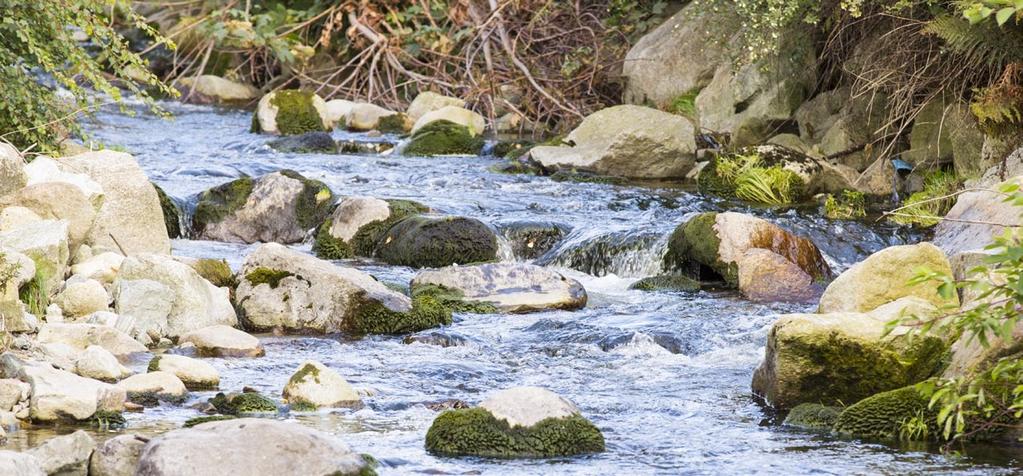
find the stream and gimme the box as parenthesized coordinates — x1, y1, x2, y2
(9, 101, 1020, 475)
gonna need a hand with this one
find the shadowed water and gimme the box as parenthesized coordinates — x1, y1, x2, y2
(13, 102, 1015, 474)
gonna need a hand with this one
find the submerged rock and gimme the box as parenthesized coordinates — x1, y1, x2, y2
(135, 418, 371, 476)
(194, 171, 334, 244)
(266, 132, 337, 154)
(817, 242, 957, 313)
(425, 386, 604, 458)
(236, 243, 450, 335)
(375, 215, 498, 268)
(282, 360, 360, 409)
(751, 297, 948, 410)
(665, 212, 830, 302)
(496, 221, 568, 260)
(629, 274, 701, 292)
(529, 105, 696, 179)
(411, 263, 587, 313)
(403, 120, 485, 156)
(252, 90, 329, 136)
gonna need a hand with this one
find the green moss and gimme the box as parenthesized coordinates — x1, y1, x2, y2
(375, 216, 498, 268)
(127, 389, 186, 406)
(376, 113, 409, 134)
(244, 267, 294, 289)
(89, 410, 126, 429)
(343, 291, 452, 336)
(191, 259, 236, 289)
(267, 132, 337, 153)
(312, 219, 354, 260)
(629, 274, 701, 292)
(183, 414, 237, 428)
(667, 87, 701, 119)
(290, 401, 319, 412)
(153, 183, 181, 239)
(193, 176, 254, 233)
(832, 385, 936, 441)
(823, 190, 867, 220)
(404, 120, 485, 157)
(783, 403, 841, 431)
(411, 284, 498, 314)
(288, 362, 321, 386)
(210, 392, 279, 415)
(349, 199, 429, 257)
(268, 90, 327, 136)
(277, 169, 334, 230)
(425, 407, 605, 458)
(147, 355, 162, 373)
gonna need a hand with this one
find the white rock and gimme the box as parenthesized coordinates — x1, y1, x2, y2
(254, 91, 329, 135)
(0, 206, 42, 232)
(0, 451, 44, 476)
(177, 75, 259, 104)
(411, 105, 486, 136)
(117, 371, 188, 403)
(406, 92, 465, 122)
(479, 386, 581, 428)
(37, 323, 146, 356)
(0, 379, 29, 412)
(39, 342, 77, 371)
(2, 182, 97, 252)
(0, 142, 27, 198)
(89, 434, 147, 476)
(16, 363, 125, 422)
(23, 156, 103, 205)
(347, 103, 401, 131)
(324, 99, 355, 128)
(75, 345, 131, 382)
(411, 263, 587, 313)
(282, 361, 359, 408)
(26, 430, 95, 476)
(54, 279, 110, 318)
(70, 252, 124, 285)
(178, 325, 264, 358)
(0, 220, 70, 295)
(149, 354, 219, 390)
(326, 196, 390, 242)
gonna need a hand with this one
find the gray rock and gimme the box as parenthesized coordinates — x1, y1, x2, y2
(479, 386, 581, 428)
(26, 430, 95, 476)
(177, 75, 259, 105)
(0, 143, 28, 198)
(411, 263, 587, 313)
(135, 418, 370, 476)
(934, 176, 1022, 257)
(37, 323, 146, 357)
(0, 451, 44, 476)
(0, 220, 70, 297)
(15, 362, 125, 422)
(1, 182, 97, 253)
(177, 325, 264, 358)
(88, 434, 147, 476)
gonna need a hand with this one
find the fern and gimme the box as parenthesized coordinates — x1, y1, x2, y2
(924, 15, 1023, 68)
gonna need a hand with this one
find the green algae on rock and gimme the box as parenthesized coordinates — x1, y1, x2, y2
(832, 385, 936, 441)
(375, 215, 498, 268)
(425, 407, 605, 459)
(244, 267, 294, 289)
(342, 290, 452, 336)
(403, 120, 485, 157)
(192, 176, 254, 235)
(210, 391, 279, 416)
(312, 219, 354, 260)
(153, 183, 181, 239)
(629, 274, 701, 292)
(783, 403, 841, 431)
(267, 90, 329, 136)
(183, 414, 237, 428)
(190, 258, 236, 289)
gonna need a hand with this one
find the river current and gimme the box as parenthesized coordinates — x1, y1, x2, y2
(9, 101, 1018, 475)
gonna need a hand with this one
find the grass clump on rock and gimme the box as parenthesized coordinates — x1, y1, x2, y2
(424, 407, 605, 458)
(698, 152, 804, 205)
(404, 120, 485, 157)
(889, 170, 960, 227)
(823, 190, 866, 220)
(268, 90, 328, 136)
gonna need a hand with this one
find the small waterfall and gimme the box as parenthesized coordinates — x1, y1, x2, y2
(495, 235, 517, 262)
(536, 228, 670, 278)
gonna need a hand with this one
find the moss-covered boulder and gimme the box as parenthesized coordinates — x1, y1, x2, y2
(210, 391, 278, 416)
(782, 403, 841, 431)
(252, 90, 329, 136)
(282, 360, 360, 409)
(425, 387, 605, 458)
(832, 385, 936, 441)
(235, 243, 451, 335)
(266, 132, 337, 153)
(696, 145, 858, 201)
(375, 215, 498, 268)
(411, 106, 486, 136)
(629, 274, 701, 292)
(665, 212, 830, 302)
(818, 243, 958, 313)
(411, 263, 587, 313)
(312, 196, 428, 260)
(153, 184, 181, 239)
(752, 297, 949, 410)
(194, 171, 333, 244)
(403, 120, 485, 157)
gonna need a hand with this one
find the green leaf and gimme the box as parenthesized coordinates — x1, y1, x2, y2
(996, 7, 1017, 25)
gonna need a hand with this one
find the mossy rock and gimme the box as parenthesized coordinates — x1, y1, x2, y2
(411, 284, 498, 314)
(783, 403, 841, 431)
(270, 90, 328, 136)
(193, 176, 254, 235)
(191, 259, 236, 289)
(497, 221, 567, 260)
(267, 132, 336, 153)
(424, 407, 605, 458)
(153, 183, 182, 239)
(404, 120, 485, 157)
(832, 385, 936, 441)
(312, 218, 353, 260)
(183, 414, 238, 428)
(663, 212, 735, 284)
(278, 170, 334, 230)
(210, 392, 279, 416)
(375, 215, 498, 268)
(377, 113, 410, 134)
(244, 267, 293, 289)
(89, 410, 127, 429)
(696, 159, 737, 198)
(629, 274, 701, 292)
(492, 140, 533, 159)
(343, 290, 452, 335)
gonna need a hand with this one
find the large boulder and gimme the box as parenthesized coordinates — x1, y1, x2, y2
(818, 242, 958, 313)
(664, 212, 831, 301)
(752, 297, 948, 410)
(135, 418, 371, 476)
(235, 243, 450, 335)
(177, 325, 264, 358)
(792, 86, 889, 172)
(411, 263, 587, 313)
(37, 323, 146, 357)
(55, 151, 171, 255)
(114, 253, 237, 341)
(177, 75, 259, 105)
(75, 345, 131, 382)
(529, 105, 696, 179)
(933, 176, 1022, 257)
(411, 105, 486, 135)
(193, 171, 333, 244)
(406, 92, 465, 122)
(147, 354, 219, 390)
(10, 362, 126, 422)
(1, 182, 96, 253)
(313, 198, 428, 259)
(251, 90, 329, 136)
(23, 156, 103, 206)
(282, 360, 360, 409)
(0, 220, 70, 297)
(0, 451, 43, 476)
(25, 430, 95, 476)
(903, 97, 984, 169)
(0, 142, 27, 198)
(375, 216, 498, 268)
(425, 386, 605, 458)
(89, 434, 147, 476)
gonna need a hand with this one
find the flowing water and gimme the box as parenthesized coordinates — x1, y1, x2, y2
(12, 101, 1021, 474)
